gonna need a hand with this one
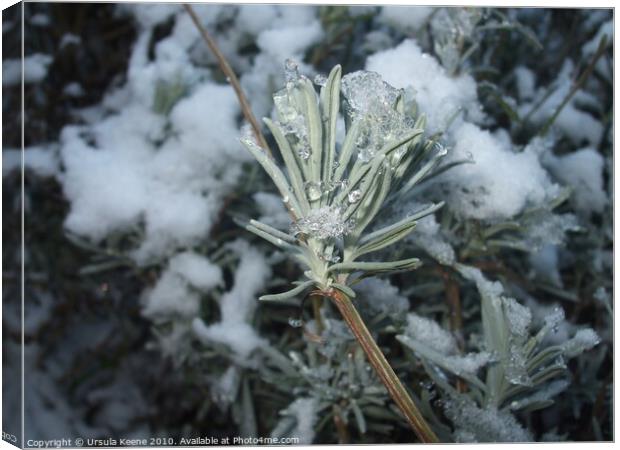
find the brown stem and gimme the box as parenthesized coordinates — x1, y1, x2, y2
(311, 294, 325, 334)
(332, 404, 350, 444)
(183, 4, 271, 156)
(440, 267, 466, 393)
(327, 289, 439, 443)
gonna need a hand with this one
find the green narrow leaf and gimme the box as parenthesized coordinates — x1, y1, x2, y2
(353, 217, 416, 259)
(264, 118, 310, 213)
(320, 65, 342, 189)
(351, 399, 367, 434)
(294, 78, 323, 184)
(245, 224, 298, 251)
(333, 119, 362, 182)
(349, 167, 393, 237)
(331, 282, 356, 298)
(328, 258, 421, 274)
(248, 219, 296, 244)
(359, 203, 443, 246)
(259, 280, 315, 302)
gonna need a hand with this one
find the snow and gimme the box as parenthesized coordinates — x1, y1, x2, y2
(444, 396, 533, 442)
(503, 297, 532, 337)
(3, 146, 59, 177)
(142, 268, 201, 319)
(192, 241, 271, 360)
(60, 79, 245, 263)
(444, 123, 559, 220)
(63, 82, 85, 97)
(168, 252, 223, 291)
(271, 397, 318, 445)
(529, 244, 562, 286)
(582, 19, 612, 57)
(408, 210, 455, 265)
(405, 313, 457, 355)
(379, 6, 433, 31)
(514, 66, 536, 101)
(356, 278, 409, 317)
(522, 60, 603, 147)
(253, 192, 291, 230)
(59, 33, 81, 48)
(544, 147, 607, 216)
(366, 39, 483, 134)
(562, 328, 601, 358)
(3, 54, 53, 86)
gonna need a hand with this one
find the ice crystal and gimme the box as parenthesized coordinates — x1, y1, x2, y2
(348, 189, 362, 204)
(293, 206, 353, 240)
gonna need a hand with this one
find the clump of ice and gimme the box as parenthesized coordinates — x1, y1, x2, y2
(543, 147, 607, 216)
(366, 39, 483, 134)
(293, 206, 353, 240)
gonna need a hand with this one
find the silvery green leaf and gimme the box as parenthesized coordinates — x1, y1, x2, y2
(79, 259, 130, 275)
(333, 119, 362, 182)
(240, 138, 302, 214)
(246, 224, 297, 251)
(259, 280, 315, 302)
(353, 217, 417, 259)
(343, 156, 388, 221)
(328, 258, 421, 274)
(337, 154, 386, 207)
(330, 282, 356, 298)
(319, 65, 341, 188)
(349, 168, 393, 236)
(351, 399, 367, 434)
(249, 219, 297, 244)
(397, 335, 487, 391)
(293, 77, 323, 183)
(358, 202, 443, 249)
(264, 118, 309, 212)
(399, 143, 448, 195)
(347, 129, 422, 187)
(240, 377, 258, 438)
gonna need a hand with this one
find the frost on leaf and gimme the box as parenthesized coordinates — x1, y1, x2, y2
(293, 206, 353, 240)
(341, 71, 414, 163)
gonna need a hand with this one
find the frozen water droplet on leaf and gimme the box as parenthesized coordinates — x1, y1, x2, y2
(348, 189, 362, 204)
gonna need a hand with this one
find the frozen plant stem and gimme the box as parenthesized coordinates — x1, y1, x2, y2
(183, 4, 271, 154)
(326, 289, 440, 443)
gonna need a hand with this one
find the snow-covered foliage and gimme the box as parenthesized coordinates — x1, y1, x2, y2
(6, 3, 611, 445)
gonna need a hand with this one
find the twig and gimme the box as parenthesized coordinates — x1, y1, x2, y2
(326, 289, 439, 443)
(538, 36, 608, 137)
(183, 4, 271, 155)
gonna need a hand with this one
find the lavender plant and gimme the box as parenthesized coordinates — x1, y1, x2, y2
(240, 61, 448, 442)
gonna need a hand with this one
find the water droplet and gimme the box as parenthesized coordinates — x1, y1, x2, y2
(348, 189, 362, 204)
(298, 144, 311, 160)
(305, 181, 322, 201)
